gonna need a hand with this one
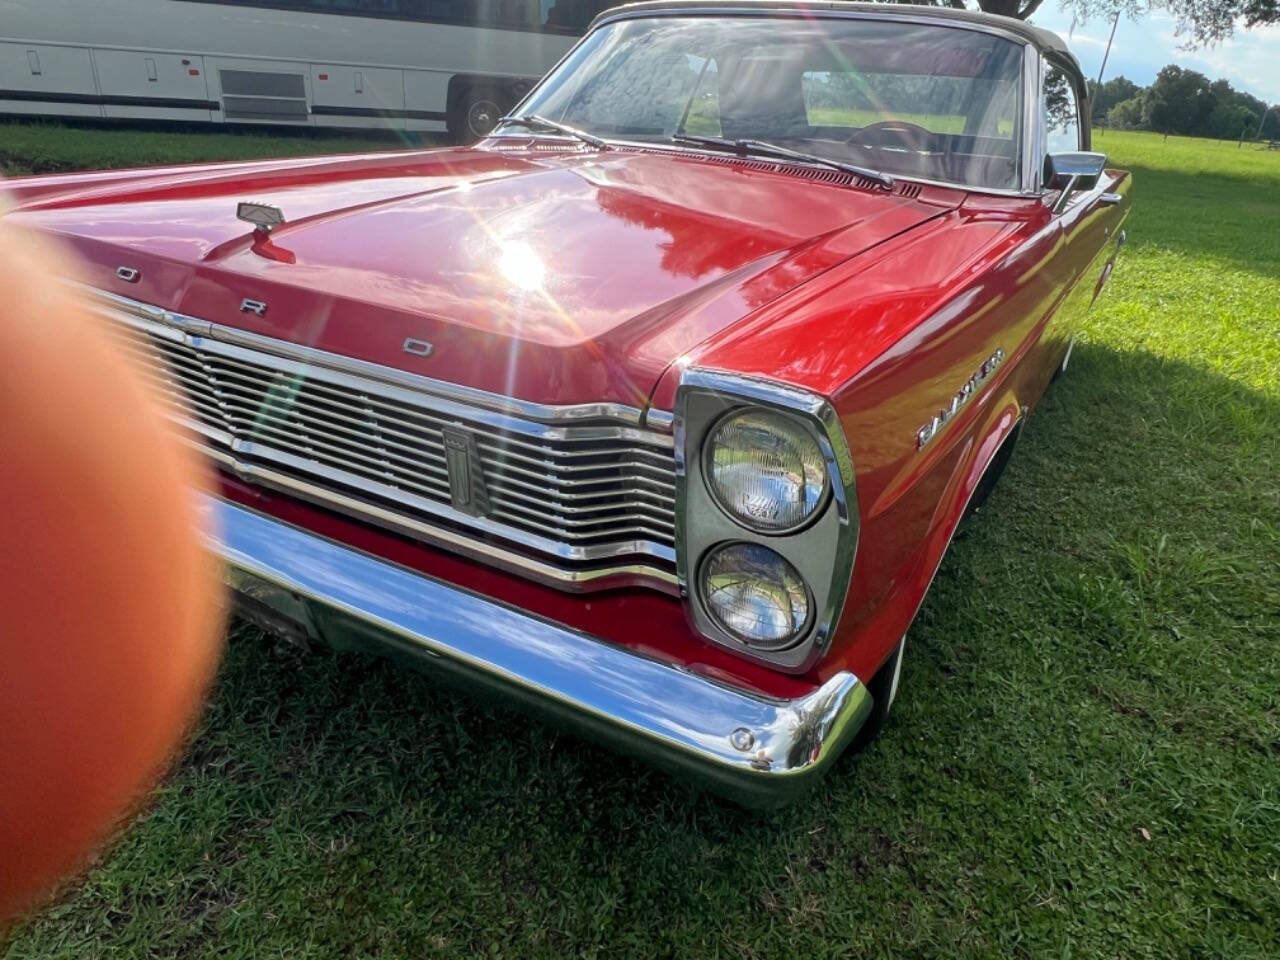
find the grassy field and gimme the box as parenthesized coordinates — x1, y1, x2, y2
(3, 126, 1278, 958)
(0, 119, 437, 176)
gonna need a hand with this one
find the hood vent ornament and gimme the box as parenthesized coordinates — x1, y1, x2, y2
(237, 201, 296, 264)
(236, 201, 286, 234)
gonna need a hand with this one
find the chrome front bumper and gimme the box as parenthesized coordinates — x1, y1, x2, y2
(203, 495, 871, 807)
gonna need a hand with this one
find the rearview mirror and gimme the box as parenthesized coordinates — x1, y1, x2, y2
(1044, 152, 1107, 213)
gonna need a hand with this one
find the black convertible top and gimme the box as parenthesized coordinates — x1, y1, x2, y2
(593, 1, 1080, 70)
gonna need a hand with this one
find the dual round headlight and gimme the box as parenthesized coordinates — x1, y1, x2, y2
(697, 409, 829, 651)
(700, 543, 811, 650)
(706, 409, 828, 533)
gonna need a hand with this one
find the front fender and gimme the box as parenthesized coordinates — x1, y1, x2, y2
(834, 390, 1023, 684)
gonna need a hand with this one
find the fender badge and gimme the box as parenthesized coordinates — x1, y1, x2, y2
(916, 348, 1005, 449)
(240, 298, 268, 317)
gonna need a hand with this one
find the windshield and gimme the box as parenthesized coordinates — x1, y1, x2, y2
(506, 16, 1026, 191)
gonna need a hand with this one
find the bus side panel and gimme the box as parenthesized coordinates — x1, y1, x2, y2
(205, 57, 312, 126)
(0, 42, 102, 118)
(95, 50, 215, 122)
(309, 63, 409, 130)
(404, 70, 451, 130)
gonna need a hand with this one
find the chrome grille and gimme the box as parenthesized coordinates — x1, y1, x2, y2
(91, 291, 678, 593)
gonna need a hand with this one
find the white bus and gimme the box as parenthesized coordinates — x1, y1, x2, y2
(0, 0, 616, 139)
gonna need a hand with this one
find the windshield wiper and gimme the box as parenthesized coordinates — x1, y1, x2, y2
(670, 133, 893, 190)
(498, 114, 610, 150)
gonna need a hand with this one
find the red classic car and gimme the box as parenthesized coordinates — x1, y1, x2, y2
(5, 2, 1130, 806)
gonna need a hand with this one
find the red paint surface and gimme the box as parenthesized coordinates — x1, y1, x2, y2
(6, 147, 949, 408)
(3, 144, 1130, 695)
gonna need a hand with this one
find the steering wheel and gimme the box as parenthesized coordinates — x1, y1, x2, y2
(846, 120, 933, 152)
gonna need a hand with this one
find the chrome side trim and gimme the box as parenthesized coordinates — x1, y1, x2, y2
(674, 369, 859, 673)
(1022, 45, 1043, 194)
(81, 287, 655, 429)
(207, 493, 870, 807)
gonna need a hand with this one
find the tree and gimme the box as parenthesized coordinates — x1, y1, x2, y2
(1201, 79, 1255, 138)
(899, 0, 1277, 36)
(1144, 65, 1217, 134)
(1093, 64, 1276, 141)
(973, 0, 1051, 17)
(1059, 0, 1278, 45)
(1088, 76, 1141, 121)
(887, 0, 1052, 22)
(1106, 96, 1147, 128)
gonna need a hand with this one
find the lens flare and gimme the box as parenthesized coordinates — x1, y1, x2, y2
(498, 241, 546, 292)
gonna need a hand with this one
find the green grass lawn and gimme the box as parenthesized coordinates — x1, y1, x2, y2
(3, 127, 1278, 958)
(0, 119, 438, 176)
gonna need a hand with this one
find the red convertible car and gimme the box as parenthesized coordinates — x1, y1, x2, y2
(5, 2, 1129, 805)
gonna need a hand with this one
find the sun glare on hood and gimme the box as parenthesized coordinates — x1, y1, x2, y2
(498, 241, 546, 292)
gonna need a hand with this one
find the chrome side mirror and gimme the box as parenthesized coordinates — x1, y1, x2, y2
(1044, 152, 1107, 213)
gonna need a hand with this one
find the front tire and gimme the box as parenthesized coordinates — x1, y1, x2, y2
(851, 636, 906, 752)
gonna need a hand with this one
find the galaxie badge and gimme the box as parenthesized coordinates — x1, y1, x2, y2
(916, 348, 1006, 450)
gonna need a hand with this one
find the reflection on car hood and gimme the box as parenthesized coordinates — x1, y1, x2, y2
(6, 144, 957, 407)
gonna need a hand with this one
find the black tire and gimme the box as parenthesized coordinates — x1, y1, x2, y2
(448, 83, 506, 143)
(963, 419, 1021, 521)
(850, 635, 906, 753)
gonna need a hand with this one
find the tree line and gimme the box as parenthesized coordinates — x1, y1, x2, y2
(899, 0, 1276, 46)
(1089, 66, 1280, 140)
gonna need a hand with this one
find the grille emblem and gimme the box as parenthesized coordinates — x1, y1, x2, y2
(403, 337, 434, 357)
(240, 298, 268, 317)
(443, 427, 491, 517)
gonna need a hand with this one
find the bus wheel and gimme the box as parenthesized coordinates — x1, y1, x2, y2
(449, 84, 504, 143)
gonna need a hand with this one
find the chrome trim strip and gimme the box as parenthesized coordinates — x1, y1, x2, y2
(203, 442, 678, 591)
(674, 369, 859, 673)
(207, 493, 870, 807)
(1022, 45, 1043, 194)
(645, 408, 676, 432)
(81, 287, 656, 429)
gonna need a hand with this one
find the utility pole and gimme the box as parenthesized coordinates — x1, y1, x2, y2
(1252, 104, 1275, 142)
(1095, 9, 1120, 88)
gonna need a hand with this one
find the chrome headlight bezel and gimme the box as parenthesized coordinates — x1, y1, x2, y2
(674, 370, 859, 672)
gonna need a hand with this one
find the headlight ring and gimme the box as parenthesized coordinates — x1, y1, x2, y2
(697, 541, 814, 651)
(704, 408, 830, 535)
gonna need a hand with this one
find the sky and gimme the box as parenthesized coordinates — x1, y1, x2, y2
(1028, 4, 1280, 103)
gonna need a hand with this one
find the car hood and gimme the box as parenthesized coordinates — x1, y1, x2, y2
(6, 145, 957, 408)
